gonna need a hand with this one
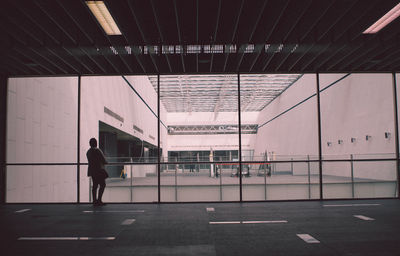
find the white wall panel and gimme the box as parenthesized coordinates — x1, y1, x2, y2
(252, 73, 396, 184)
(253, 74, 318, 159)
(6, 77, 78, 202)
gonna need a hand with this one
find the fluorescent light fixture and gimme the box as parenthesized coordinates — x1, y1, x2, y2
(86, 1, 121, 35)
(363, 3, 400, 34)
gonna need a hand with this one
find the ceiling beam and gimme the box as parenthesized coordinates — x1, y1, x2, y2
(34, 1, 94, 74)
(127, 0, 159, 73)
(47, 48, 80, 74)
(150, 0, 172, 73)
(0, 64, 17, 76)
(57, 0, 127, 74)
(56, 0, 112, 74)
(286, 44, 314, 72)
(282, 1, 337, 72)
(79, 47, 107, 74)
(82, 3, 122, 74)
(10, 0, 97, 74)
(235, 0, 268, 72)
(367, 47, 400, 71)
(62, 47, 95, 74)
(379, 56, 400, 71)
(173, 0, 186, 73)
(300, 1, 336, 42)
(106, 0, 149, 74)
(209, 0, 222, 72)
(274, 44, 297, 72)
(346, 39, 397, 71)
(248, 0, 290, 72)
(30, 47, 69, 74)
(316, 0, 360, 42)
(223, 0, 245, 72)
(4, 1, 89, 74)
(53, 2, 99, 74)
(318, 44, 351, 71)
(330, 11, 400, 72)
(0, 54, 33, 75)
(0, 16, 66, 74)
(274, 0, 313, 71)
(106, 1, 144, 73)
(13, 48, 56, 75)
(368, 48, 400, 71)
(262, 0, 296, 71)
(84, 1, 131, 74)
(312, 0, 379, 71)
(300, 44, 331, 72)
(6, 49, 45, 75)
(33, 1, 78, 45)
(7, 1, 83, 74)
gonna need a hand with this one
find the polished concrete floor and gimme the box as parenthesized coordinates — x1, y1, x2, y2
(1, 199, 400, 255)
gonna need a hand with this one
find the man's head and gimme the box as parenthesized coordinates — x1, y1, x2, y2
(89, 138, 97, 147)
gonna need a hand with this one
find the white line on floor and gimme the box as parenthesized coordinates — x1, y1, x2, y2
(209, 220, 287, 225)
(242, 220, 288, 224)
(206, 207, 215, 212)
(209, 221, 241, 224)
(353, 215, 375, 221)
(121, 219, 136, 225)
(297, 234, 320, 243)
(18, 237, 115, 241)
(79, 237, 115, 240)
(15, 209, 31, 213)
(323, 204, 380, 207)
(83, 210, 145, 213)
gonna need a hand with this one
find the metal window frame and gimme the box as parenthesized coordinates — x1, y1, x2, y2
(1, 72, 400, 204)
(0, 75, 7, 204)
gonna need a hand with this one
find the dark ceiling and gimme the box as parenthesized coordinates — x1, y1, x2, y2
(0, 0, 399, 76)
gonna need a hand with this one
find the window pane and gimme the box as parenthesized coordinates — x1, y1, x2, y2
(320, 73, 396, 199)
(241, 74, 319, 200)
(80, 76, 158, 202)
(160, 74, 239, 202)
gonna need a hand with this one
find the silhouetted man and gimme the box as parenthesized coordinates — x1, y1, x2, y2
(87, 138, 108, 206)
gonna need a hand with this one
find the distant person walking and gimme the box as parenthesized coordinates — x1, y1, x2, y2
(87, 138, 108, 206)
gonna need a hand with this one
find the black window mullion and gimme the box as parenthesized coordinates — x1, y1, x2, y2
(0, 76, 7, 204)
(238, 73, 242, 202)
(157, 74, 161, 203)
(392, 72, 400, 199)
(77, 75, 81, 203)
(316, 73, 323, 200)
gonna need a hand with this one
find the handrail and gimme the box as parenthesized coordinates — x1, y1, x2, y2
(5, 157, 398, 166)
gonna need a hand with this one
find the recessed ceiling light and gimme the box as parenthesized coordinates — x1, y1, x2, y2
(86, 1, 122, 35)
(363, 3, 400, 34)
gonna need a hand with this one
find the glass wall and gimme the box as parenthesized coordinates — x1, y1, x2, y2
(160, 75, 239, 202)
(4, 73, 399, 202)
(320, 73, 397, 199)
(80, 76, 159, 203)
(241, 74, 320, 200)
(6, 77, 78, 202)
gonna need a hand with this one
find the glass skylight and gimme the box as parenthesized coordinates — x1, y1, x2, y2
(149, 74, 302, 113)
